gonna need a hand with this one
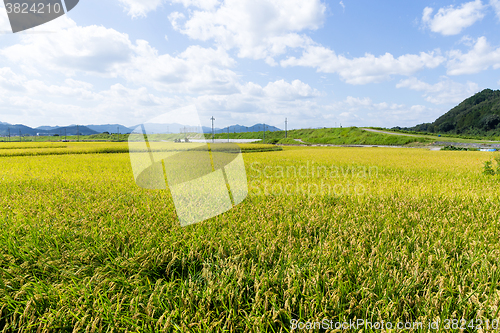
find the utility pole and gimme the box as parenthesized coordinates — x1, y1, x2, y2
(77, 125, 79, 142)
(19, 129, 21, 142)
(228, 126, 230, 143)
(210, 116, 215, 142)
(263, 124, 266, 143)
(65, 128, 67, 141)
(117, 126, 120, 135)
(285, 118, 288, 138)
(8, 128, 10, 142)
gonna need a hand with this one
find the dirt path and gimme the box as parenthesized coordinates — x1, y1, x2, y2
(360, 128, 421, 137)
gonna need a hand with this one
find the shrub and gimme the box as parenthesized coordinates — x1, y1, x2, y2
(484, 160, 495, 175)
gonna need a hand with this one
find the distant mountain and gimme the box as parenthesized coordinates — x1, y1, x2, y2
(35, 125, 60, 131)
(130, 123, 195, 134)
(0, 121, 283, 137)
(0, 123, 37, 136)
(130, 123, 281, 134)
(202, 126, 221, 134)
(400, 88, 500, 135)
(86, 124, 133, 134)
(213, 124, 281, 134)
(0, 123, 97, 136)
(37, 126, 97, 136)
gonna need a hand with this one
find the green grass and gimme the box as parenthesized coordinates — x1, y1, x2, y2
(0, 142, 281, 157)
(375, 127, 500, 143)
(9, 126, 498, 147)
(1, 144, 500, 331)
(209, 127, 435, 145)
(211, 127, 500, 146)
(0, 133, 129, 142)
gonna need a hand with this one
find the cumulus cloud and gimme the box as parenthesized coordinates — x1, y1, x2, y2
(281, 45, 445, 84)
(169, 0, 325, 63)
(0, 67, 101, 100)
(447, 36, 500, 75)
(0, 19, 133, 76)
(0, 67, 27, 91)
(117, 0, 165, 18)
(422, 0, 485, 36)
(117, 0, 220, 17)
(0, 2, 11, 32)
(260, 79, 321, 100)
(322, 96, 437, 128)
(491, 0, 500, 19)
(0, 17, 242, 95)
(0, 70, 183, 127)
(122, 44, 239, 94)
(396, 77, 480, 104)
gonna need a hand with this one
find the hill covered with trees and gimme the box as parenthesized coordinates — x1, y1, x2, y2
(397, 89, 500, 137)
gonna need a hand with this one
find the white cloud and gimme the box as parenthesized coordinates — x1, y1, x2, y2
(171, 0, 220, 10)
(170, 0, 326, 62)
(0, 2, 11, 33)
(339, 1, 345, 11)
(0, 67, 27, 91)
(1, 19, 134, 76)
(117, 0, 165, 18)
(281, 45, 445, 84)
(0, 71, 183, 127)
(261, 79, 321, 100)
(0, 67, 101, 100)
(491, 0, 500, 19)
(198, 79, 321, 110)
(422, 0, 485, 36)
(396, 77, 480, 104)
(191, 79, 324, 127)
(0, 18, 242, 95)
(117, 0, 221, 17)
(322, 96, 437, 128)
(122, 44, 239, 94)
(447, 36, 500, 75)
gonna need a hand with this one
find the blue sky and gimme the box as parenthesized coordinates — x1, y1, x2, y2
(0, 0, 500, 130)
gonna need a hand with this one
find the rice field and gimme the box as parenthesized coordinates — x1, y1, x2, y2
(0, 143, 500, 332)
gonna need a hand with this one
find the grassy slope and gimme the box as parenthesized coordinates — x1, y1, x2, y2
(210, 127, 499, 145)
(1, 145, 500, 330)
(210, 127, 435, 145)
(7, 126, 498, 146)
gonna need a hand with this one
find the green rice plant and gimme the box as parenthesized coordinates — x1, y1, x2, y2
(495, 155, 500, 175)
(0, 144, 499, 331)
(483, 160, 495, 175)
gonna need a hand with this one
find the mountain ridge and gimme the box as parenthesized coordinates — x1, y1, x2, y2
(398, 88, 500, 136)
(0, 122, 282, 136)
